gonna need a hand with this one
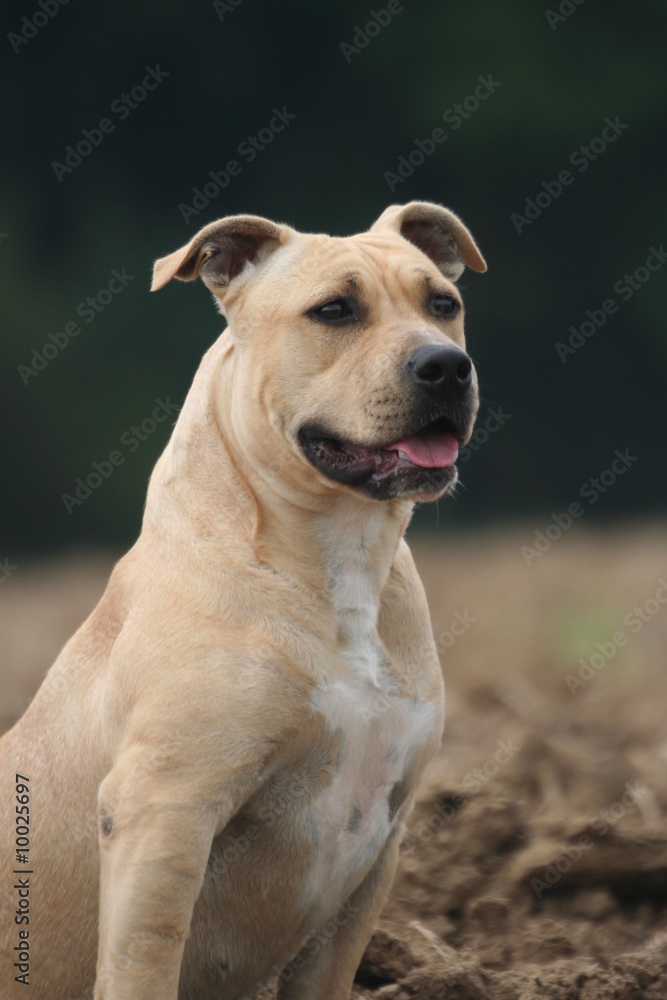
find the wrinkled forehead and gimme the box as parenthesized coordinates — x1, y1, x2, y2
(242, 229, 452, 314)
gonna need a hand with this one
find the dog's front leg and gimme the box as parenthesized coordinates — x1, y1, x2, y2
(92, 752, 222, 1000)
(277, 824, 403, 1000)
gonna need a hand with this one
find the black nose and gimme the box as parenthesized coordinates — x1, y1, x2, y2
(407, 344, 473, 395)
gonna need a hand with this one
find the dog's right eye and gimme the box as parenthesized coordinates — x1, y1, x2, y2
(311, 299, 354, 322)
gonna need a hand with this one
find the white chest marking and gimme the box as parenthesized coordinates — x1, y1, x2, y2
(322, 504, 388, 684)
(301, 505, 437, 920)
(304, 679, 436, 921)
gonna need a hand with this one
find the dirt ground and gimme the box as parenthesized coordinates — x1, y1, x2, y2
(2, 523, 667, 998)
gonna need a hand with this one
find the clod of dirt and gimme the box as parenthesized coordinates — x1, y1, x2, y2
(356, 928, 421, 986)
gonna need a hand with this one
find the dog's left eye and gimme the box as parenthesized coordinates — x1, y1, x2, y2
(430, 294, 460, 317)
(312, 300, 354, 322)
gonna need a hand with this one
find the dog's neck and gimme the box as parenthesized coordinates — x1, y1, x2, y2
(317, 500, 405, 683)
(250, 493, 412, 686)
(144, 337, 413, 629)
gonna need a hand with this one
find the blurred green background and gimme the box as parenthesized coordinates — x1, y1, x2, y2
(2, 0, 666, 554)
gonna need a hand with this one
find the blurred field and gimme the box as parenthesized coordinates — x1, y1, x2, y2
(2, 524, 667, 998)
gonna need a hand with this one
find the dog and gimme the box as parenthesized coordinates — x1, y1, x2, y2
(0, 201, 486, 999)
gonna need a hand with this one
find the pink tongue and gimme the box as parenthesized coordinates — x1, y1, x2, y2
(389, 429, 459, 468)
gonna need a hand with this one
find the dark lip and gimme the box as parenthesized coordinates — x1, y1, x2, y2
(297, 414, 463, 497)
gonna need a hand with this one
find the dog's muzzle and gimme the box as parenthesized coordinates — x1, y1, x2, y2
(298, 343, 477, 501)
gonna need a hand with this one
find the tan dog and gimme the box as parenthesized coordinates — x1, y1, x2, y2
(0, 201, 486, 1000)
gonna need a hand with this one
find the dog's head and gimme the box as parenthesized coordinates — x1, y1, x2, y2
(152, 202, 486, 503)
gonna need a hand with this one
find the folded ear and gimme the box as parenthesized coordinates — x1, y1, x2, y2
(371, 201, 487, 281)
(151, 214, 288, 293)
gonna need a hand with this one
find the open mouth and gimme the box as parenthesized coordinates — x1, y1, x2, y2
(298, 416, 462, 499)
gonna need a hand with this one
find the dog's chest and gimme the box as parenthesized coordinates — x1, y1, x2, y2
(299, 519, 437, 918)
(303, 675, 435, 919)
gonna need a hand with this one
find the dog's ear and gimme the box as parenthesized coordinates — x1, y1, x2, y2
(371, 201, 486, 281)
(151, 215, 288, 293)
